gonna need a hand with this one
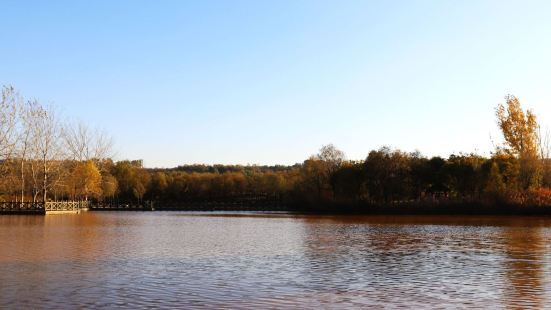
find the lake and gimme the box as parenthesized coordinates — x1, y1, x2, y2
(1, 212, 550, 309)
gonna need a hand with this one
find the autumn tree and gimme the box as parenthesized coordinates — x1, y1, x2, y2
(299, 157, 329, 202)
(364, 147, 412, 203)
(260, 172, 286, 198)
(316, 144, 346, 198)
(331, 162, 364, 202)
(71, 160, 102, 200)
(443, 154, 485, 199)
(149, 172, 168, 200)
(496, 95, 541, 189)
(496, 95, 538, 157)
(132, 169, 151, 202)
(101, 174, 118, 201)
(484, 160, 506, 201)
(111, 160, 150, 202)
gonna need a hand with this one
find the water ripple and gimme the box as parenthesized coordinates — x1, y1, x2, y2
(0, 213, 550, 309)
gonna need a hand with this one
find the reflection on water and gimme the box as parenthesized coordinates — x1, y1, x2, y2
(503, 226, 545, 309)
(1, 213, 550, 309)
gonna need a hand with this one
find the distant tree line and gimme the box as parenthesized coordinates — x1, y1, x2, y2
(104, 94, 551, 208)
(1, 86, 551, 208)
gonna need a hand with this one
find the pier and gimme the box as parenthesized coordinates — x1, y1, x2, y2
(0, 199, 288, 214)
(91, 202, 154, 211)
(0, 201, 89, 215)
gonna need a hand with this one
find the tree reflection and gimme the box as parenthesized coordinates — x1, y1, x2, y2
(502, 225, 545, 309)
(297, 216, 551, 308)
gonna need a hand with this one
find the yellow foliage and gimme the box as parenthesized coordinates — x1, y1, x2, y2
(495, 95, 538, 158)
(72, 160, 102, 199)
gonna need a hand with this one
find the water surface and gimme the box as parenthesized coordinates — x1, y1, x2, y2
(1, 212, 550, 309)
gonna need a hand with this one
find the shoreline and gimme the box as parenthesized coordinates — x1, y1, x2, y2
(4, 201, 551, 216)
(93, 201, 551, 216)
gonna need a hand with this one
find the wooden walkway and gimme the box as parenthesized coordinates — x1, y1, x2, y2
(91, 202, 154, 211)
(90, 200, 288, 212)
(0, 200, 288, 214)
(0, 201, 89, 215)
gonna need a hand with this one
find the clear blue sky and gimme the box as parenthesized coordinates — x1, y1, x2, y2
(2, 1, 551, 167)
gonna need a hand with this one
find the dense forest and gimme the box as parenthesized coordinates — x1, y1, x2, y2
(1, 86, 551, 210)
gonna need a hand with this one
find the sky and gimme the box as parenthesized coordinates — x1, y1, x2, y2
(2, 0, 551, 167)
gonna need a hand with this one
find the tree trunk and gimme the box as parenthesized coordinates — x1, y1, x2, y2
(42, 156, 47, 203)
(20, 159, 24, 204)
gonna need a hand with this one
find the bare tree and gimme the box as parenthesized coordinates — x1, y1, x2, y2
(316, 143, 345, 175)
(537, 125, 551, 160)
(30, 104, 64, 202)
(93, 128, 114, 161)
(63, 120, 114, 161)
(16, 99, 42, 203)
(63, 120, 89, 161)
(537, 125, 551, 187)
(0, 86, 20, 164)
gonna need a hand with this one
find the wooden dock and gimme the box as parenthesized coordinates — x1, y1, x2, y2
(90, 202, 154, 211)
(90, 200, 289, 212)
(0, 200, 289, 214)
(0, 201, 89, 215)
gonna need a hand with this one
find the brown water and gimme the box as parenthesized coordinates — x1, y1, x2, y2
(1, 212, 551, 309)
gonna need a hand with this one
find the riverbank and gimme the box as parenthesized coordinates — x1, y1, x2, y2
(4, 200, 551, 216)
(295, 202, 551, 216)
(92, 201, 551, 216)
